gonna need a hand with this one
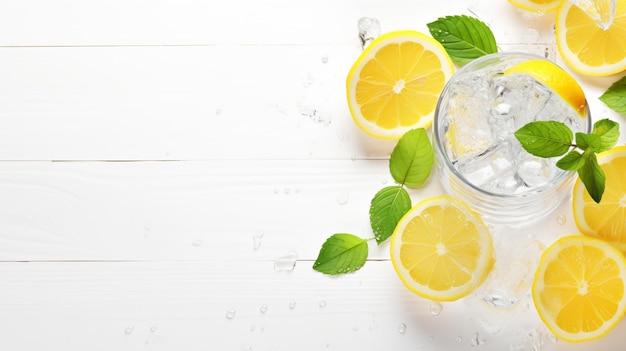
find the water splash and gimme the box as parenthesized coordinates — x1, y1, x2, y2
(252, 232, 264, 251)
(357, 17, 381, 49)
(274, 251, 297, 272)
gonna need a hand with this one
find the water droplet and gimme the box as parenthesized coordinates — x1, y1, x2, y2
(273, 188, 279, 194)
(398, 323, 407, 334)
(250, 325, 256, 332)
(430, 302, 442, 316)
(336, 128, 350, 142)
(226, 309, 236, 319)
(125, 326, 134, 334)
(215, 108, 223, 115)
(352, 325, 359, 332)
(274, 251, 297, 271)
(557, 214, 566, 225)
(260, 304, 268, 314)
(337, 190, 350, 205)
(289, 300, 296, 310)
(295, 188, 301, 194)
(321, 55, 329, 63)
(381, 179, 388, 184)
(241, 345, 252, 351)
(252, 232, 264, 251)
(192, 238, 203, 247)
(319, 300, 326, 308)
(150, 325, 158, 333)
(470, 332, 485, 347)
(456, 336, 463, 342)
(284, 188, 290, 195)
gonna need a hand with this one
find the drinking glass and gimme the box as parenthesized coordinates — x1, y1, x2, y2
(433, 52, 592, 225)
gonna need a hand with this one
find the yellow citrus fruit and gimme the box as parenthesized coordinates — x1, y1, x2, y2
(574, 145, 626, 253)
(504, 59, 588, 116)
(508, 0, 561, 12)
(346, 30, 454, 139)
(389, 196, 494, 301)
(532, 235, 626, 343)
(557, 0, 626, 76)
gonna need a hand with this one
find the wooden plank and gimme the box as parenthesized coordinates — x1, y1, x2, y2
(0, 159, 582, 262)
(0, 0, 550, 46)
(0, 45, 619, 161)
(1, 260, 623, 350)
(0, 159, 409, 261)
(0, 45, 398, 160)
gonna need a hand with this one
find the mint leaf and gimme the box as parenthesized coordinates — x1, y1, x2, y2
(575, 132, 601, 151)
(591, 118, 620, 153)
(514, 121, 573, 157)
(599, 76, 626, 115)
(389, 128, 434, 188)
(370, 186, 411, 244)
(427, 15, 497, 66)
(577, 152, 606, 203)
(556, 150, 584, 171)
(313, 234, 368, 275)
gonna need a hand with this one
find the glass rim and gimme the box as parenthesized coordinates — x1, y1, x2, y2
(432, 51, 593, 200)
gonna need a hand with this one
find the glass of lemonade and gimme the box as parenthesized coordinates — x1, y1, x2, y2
(433, 52, 592, 225)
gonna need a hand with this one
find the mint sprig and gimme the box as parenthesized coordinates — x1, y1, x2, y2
(514, 119, 620, 203)
(427, 15, 497, 66)
(314, 128, 434, 275)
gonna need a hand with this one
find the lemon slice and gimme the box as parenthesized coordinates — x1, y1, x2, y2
(389, 196, 494, 301)
(533, 235, 626, 343)
(574, 145, 626, 253)
(504, 59, 588, 116)
(346, 30, 454, 139)
(508, 0, 561, 12)
(557, 0, 626, 76)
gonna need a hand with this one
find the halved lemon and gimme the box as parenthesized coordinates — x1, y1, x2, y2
(508, 0, 561, 12)
(504, 59, 588, 116)
(557, 0, 626, 76)
(389, 196, 494, 301)
(532, 235, 626, 343)
(574, 146, 626, 253)
(346, 30, 454, 139)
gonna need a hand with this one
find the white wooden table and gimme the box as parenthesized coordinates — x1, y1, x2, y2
(0, 1, 624, 350)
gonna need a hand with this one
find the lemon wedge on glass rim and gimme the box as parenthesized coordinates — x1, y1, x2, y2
(504, 59, 588, 117)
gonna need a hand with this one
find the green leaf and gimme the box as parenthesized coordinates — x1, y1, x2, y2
(599, 75, 626, 115)
(427, 15, 497, 66)
(577, 151, 606, 204)
(313, 234, 368, 275)
(556, 150, 584, 171)
(591, 118, 620, 153)
(389, 128, 434, 188)
(575, 132, 601, 151)
(514, 121, 573, 158)
(369, 186, 411, 245)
